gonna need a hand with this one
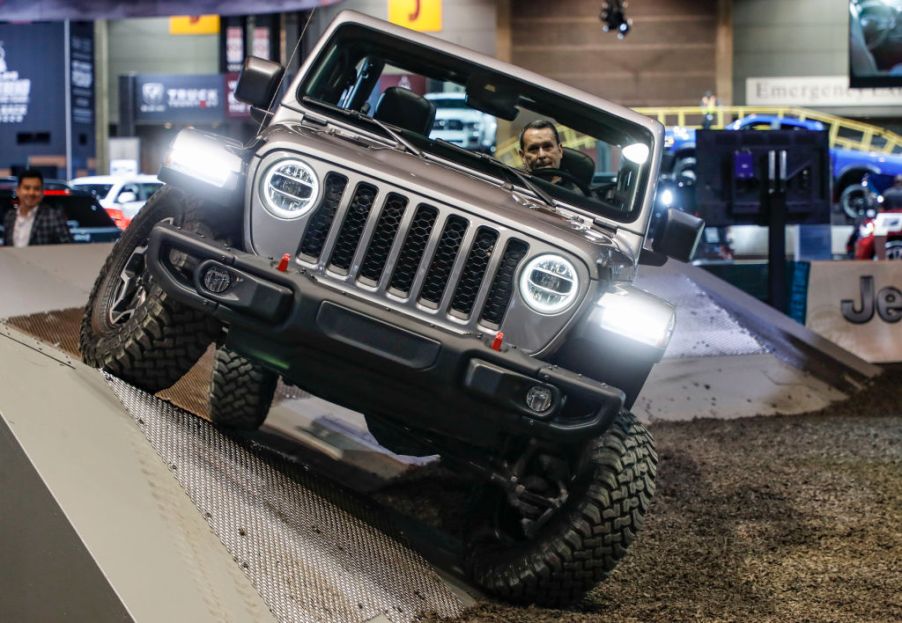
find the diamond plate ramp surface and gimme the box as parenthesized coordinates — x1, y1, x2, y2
(636, 268, 766, 359)
(104, 375, 464, 623)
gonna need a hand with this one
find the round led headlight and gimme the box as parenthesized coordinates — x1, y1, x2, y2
(518, 254, 579, 315)
(260, 158, 320, 219)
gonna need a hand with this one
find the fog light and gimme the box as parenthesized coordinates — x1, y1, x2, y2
(525, 385, 554, 414)
(202, 265, 233, 294)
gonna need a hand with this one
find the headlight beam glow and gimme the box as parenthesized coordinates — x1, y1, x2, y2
(597, 285, 675, 350)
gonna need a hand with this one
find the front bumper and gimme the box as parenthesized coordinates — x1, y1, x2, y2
(147, 223, 625, 444)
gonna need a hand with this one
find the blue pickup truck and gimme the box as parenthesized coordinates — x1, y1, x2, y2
(664, 115, 902, 219)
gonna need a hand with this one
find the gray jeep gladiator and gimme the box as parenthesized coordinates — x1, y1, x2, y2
(81, 11, 702, 606)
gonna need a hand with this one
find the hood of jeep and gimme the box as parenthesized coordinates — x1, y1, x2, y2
(256, 124, 634, 277)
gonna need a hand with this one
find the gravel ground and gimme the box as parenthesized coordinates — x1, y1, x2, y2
(413, 365, 902, 623)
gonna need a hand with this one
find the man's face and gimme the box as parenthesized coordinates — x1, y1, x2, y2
(16, 177, 43, 212)
(520, 128, 563, 172)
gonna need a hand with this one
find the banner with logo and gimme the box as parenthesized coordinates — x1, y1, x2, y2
(388, 0, 443, 32)
(0, 1, 341, 21)
(133, 74, 224, 124)
(805, 261, 901, 363)
(169, 15, 221, 36)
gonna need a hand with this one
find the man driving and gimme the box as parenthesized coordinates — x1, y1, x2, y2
(518, 119, 563, 175)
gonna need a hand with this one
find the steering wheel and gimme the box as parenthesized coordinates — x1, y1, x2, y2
(529, 167, 592, 196)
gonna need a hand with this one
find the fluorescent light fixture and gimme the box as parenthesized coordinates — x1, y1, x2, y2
(596, 285, 675, 349)
(622, 142, 649, 165)
(167, 130, 242, 188)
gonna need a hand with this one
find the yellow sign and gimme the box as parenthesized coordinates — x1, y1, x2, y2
(169, 15, 221, 36)
(388, 0, 442, 32)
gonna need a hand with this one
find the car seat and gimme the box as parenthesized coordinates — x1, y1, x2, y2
(373, 87, 436, 136)
(560, 147, 595, 188)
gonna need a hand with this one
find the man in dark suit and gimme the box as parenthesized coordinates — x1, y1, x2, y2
(3, 169, 72, 246)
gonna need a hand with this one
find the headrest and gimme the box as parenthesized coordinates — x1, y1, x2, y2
(561, 147, 595, 188)
(373, 87, 436, 136)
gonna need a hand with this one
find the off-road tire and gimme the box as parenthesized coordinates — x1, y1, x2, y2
(465, 410, 657, 607)
(209, 345, 278, 430)
(80, 186, 231, 392)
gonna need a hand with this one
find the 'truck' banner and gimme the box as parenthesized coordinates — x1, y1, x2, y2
(805, 261, 901, 363)
(0, 0, 340, 21)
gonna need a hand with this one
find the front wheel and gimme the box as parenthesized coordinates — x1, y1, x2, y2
(209, 345, 278, 430)
(465, 410, 657, 606)
(80, 186, 232, 392)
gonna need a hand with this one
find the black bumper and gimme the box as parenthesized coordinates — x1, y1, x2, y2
(146, 223, 625, 444)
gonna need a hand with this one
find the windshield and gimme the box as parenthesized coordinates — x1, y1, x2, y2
(75, 184, 115, 199)
(297, 24, 654, 223)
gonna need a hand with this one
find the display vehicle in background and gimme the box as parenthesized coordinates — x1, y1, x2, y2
(425, 91, 498, 153)
(664, 114, 902, 220)
(69, 174, 163, 229)
(851, 207, 902, 259)
(80, 11, 702, 606)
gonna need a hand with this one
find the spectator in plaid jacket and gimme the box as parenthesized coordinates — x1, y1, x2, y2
(3, 169, 72, 247)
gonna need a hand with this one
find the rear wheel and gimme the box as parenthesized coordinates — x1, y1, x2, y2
(465, 410, 657, 606)
(80, 186, 233, 392)
(209, 345, 278, 430)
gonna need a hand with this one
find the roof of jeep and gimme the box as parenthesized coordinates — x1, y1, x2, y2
(306, 11, 662, 142)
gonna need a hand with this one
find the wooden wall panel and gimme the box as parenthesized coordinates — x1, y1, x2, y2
(510, 0, 719, 106)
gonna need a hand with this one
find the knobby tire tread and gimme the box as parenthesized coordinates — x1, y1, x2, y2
(209, 345, 277, 430)
(80, 186, 229, 393)
(466, 411, 657, 607)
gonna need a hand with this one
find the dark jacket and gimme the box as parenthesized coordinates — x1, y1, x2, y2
(2, 204, 73, 246)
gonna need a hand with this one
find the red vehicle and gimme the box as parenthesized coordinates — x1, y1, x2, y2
(853, 209, 902, 260)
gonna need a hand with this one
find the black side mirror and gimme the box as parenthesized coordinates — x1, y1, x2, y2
(650, 208, 705, 263)
(235, 56, 285, 118)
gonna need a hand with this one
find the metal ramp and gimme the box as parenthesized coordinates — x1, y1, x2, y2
(0, 323, 468, 623)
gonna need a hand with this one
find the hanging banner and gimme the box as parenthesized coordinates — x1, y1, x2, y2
(805, 261, 901, 363)
(0, 0, 341, 21)
(388, 0, 443, 32)
(169, 15, 221, 36)
(133, 74, 224, 124)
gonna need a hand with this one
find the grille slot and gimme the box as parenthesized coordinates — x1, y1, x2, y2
(450, 227, 499, 318)
(481, 239, 529, 326)
(389, 205, 438, 296)
(298, 173, 347, 260)
(419, 216, 468, 307)
(359, 193, 408, 284)
(329, 183, 378, 273)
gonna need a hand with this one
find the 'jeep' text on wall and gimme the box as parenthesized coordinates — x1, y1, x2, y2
(806, 261, 901, 363)
(841, 276, 901, 324)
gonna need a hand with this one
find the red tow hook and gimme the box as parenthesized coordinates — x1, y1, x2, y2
(491, 331, 504, 351)
(276, 253, 291, 272)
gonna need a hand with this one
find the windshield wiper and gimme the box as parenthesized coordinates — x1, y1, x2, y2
(301, 96, 422, 158)
(434, 139, 555, 208)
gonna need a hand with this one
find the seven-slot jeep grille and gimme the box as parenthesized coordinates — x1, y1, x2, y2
(295, 171, 536, 329)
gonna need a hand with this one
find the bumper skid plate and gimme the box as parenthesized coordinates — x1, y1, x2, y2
(147, 223, 624, 441)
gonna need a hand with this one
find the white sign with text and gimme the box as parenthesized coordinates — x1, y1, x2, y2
(747, 76, 902, 107)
